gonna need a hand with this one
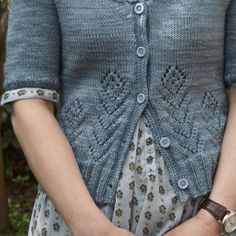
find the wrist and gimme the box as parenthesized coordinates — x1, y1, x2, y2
(209, 192, 236, 210)
(196, 208, 221, 234)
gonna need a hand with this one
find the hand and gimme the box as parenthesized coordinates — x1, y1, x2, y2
(163, 208, 221, 236)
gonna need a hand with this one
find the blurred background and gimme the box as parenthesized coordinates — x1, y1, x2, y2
(0, 1, 38, 235)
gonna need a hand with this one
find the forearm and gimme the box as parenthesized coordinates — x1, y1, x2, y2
(10, 99, 112, 235)
(208, 86, 236, 209)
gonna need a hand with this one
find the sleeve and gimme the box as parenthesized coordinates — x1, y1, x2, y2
(224, 0, 236, 88)
(0, 88, 60, 110)
(0, 0, 61, 109)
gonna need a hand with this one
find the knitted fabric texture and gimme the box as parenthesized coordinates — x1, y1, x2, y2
(1, 0, 236, 205)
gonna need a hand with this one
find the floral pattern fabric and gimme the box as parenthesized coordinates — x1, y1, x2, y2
(96, 114, 206, 235)
(0, 88, 59, 111)
(0, 88, 217, 235)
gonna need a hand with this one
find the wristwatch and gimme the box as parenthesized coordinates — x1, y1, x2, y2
(198, 198, 236, 235)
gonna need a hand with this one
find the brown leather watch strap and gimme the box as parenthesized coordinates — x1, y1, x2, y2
(200, 198, 230, 221)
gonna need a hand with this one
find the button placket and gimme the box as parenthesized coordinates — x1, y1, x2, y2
(146, 144, 154, 164)
(133, 0, 149, 113)
(146, 152, 155, 174)
(145, 135, 155, 175)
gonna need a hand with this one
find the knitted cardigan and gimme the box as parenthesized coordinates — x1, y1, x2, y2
(1, 0, 236, 205)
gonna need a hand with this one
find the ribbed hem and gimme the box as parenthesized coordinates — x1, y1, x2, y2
(78, 100, 147, 205)
(144, 106, 218, 203)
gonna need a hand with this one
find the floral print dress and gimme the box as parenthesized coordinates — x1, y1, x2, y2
(1, 88, 211, 236)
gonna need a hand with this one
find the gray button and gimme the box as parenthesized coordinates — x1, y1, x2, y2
(159, 137, 171, 148)
(134, 3, 144, 14)
(178, 178, 189, 189)
(136, 46, 146, 57)
(147, 146, 154, 154)
(137, 93, 146, 104)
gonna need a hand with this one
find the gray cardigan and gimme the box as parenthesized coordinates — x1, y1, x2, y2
(1, 0, 236, 205)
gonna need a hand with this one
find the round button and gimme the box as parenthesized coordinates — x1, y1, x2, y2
(147, 146, 154, 154)
(136, 46, 146, 57)
(137, 93, 146, 104)
(159, 137, 171, 148)
(178, 178, 189, 189)
(134, 3, 144, 14)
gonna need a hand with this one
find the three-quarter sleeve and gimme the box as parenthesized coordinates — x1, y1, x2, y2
(224, 0, 236, 88)
(0, 0, 61, 109)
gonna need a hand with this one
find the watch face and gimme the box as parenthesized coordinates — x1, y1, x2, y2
(224, 213, 236, 233)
